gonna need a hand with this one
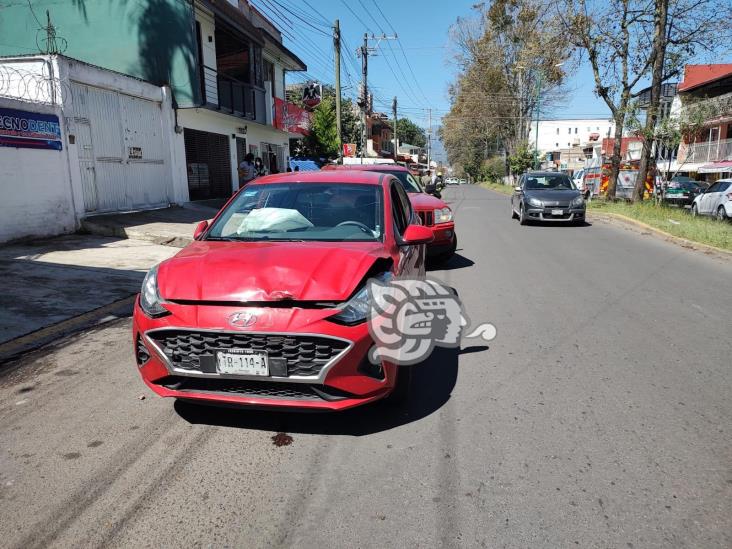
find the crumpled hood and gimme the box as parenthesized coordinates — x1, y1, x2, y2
(409, 192, 448, 210)
(158, 241, 387, 303)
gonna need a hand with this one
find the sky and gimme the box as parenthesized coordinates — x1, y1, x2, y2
(252, 0, 613, 161)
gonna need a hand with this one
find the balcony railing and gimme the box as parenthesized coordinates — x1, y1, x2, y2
(201, 64, 265, 125)
(685, 137, 732, 163)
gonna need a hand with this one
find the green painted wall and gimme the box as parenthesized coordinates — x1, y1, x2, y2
(0, 0, 201, 106)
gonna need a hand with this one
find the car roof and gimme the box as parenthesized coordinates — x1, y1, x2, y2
(524, 171, 569, 177)
(250, 170, 388, 186)
(322, 163, 410, 173)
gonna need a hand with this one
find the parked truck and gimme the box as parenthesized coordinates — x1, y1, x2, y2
(582, 159, 654, 200)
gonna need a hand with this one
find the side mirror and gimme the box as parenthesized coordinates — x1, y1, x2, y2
(193, 220, 209, 240)
(401, 224, 434, 246)
(514, 186, 522, 192)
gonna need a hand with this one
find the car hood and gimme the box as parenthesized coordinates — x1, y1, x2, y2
(408, 192, 447, 210)
(525, 189, 580, 204)
(158, 241, 388, 303)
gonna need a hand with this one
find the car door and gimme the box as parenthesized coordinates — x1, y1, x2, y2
(709, 181, 731, 213)
(699, 182, 720, 214)
(390, 179, 421, 277)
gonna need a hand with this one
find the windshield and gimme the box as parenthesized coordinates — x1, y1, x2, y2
(388, 171, 423, 193)
(206, 183, 384, 242)
(524, 174, 575, 190)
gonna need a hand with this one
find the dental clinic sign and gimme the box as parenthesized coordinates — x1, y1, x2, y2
(0, 107, 62, 151)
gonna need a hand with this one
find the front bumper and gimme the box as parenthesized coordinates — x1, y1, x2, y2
(133, 298, 397, 411)
(525, 206, 585, 222)
(425, 222, 456, 256)
(664, 195, 694, 206)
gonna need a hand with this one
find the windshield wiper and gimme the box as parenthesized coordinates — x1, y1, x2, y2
(205, 236, 238, 241)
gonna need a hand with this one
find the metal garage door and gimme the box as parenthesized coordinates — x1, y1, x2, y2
(71, 83, 171, 213)
(184, 129, 232, 200)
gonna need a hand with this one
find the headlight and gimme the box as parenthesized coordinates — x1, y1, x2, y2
(140, 264, 169, 317)
(527, 197, 543, 207)
(570, 196, 585, 208)
(433, 207, 453, 223)
(329, 272, 393, 324)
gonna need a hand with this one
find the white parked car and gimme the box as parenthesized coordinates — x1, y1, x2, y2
(691, 179, 732, 220)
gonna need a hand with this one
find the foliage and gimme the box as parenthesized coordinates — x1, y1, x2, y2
(304, 95, 339, 158)
(441, 0, 570, 177)
(481, 156, 506, 183)
(395, 118, 426, 148)
(507, 142, 535, 175)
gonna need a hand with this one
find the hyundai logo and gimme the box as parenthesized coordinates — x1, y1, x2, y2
(229, 312, 257, 328)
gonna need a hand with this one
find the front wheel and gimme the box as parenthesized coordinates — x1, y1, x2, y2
(511, 205, 519, 219)
(691, 204, 698, 217)
(519, 204, 529, 225)
(717, 206, 728, 221)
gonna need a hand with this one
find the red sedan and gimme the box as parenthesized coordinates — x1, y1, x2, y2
(133, 171, 433, 411)
(322, 164, 457, 262)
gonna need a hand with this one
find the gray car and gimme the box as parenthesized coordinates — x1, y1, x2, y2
(511, 171, 586, 226)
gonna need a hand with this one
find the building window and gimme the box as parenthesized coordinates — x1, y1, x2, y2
(568, 128, 571, 134)
(556, 128, 560, 134)
(574, 128, 578, 134)
(556, 142, 559, 147)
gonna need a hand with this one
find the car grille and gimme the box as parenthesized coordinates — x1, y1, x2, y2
(158, 377, 351, 401)
(147, 330, 349, 377)
(417, 210, 434, 226)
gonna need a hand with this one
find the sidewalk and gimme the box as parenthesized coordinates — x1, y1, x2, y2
(0, 234, 178, 356)
(81, 200, 223, 248)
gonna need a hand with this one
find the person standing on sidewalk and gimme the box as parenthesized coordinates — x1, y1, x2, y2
(238, 153, 256, 189)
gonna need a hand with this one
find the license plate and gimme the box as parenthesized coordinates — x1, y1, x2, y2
(216, 349, 269, 376)
(551, 209, 564, 216)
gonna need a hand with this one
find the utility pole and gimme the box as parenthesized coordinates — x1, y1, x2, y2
(427, 108, 432, 169)
(333, 19, 342, 162)
(533, 72, 543, 170)
(392, 96, 398, 161)
(357, 33, 397, 164)
(360, 33, 368, 163)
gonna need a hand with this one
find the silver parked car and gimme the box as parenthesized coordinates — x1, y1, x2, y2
(691, 179, 732, 220)
(511, 171, 586, 225)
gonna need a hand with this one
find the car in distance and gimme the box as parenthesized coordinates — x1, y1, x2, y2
(663, 180, 707, 208)
(133, 171, 434, 411)
(511, 171, 586, 225)
(691, 178, 732, 220)
(323, 164, 457, 262)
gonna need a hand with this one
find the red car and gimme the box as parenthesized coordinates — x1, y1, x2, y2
(322, 164, 457, 262)
(133, 171, 433, 411)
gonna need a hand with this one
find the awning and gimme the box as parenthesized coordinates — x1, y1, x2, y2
(698, 160, 732, 173)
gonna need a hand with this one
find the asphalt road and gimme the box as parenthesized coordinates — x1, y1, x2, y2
(1, 185, 731, 548)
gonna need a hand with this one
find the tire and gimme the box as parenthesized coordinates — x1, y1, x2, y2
(511, 206, 519, 219)
(386, 366, 412, 406)
(519, 204, 529, 225)
(691, 204, 698, 217)
(717, 206, 728, 221)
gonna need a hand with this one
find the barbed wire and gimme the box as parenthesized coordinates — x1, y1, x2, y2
(0, 64, 71, 106)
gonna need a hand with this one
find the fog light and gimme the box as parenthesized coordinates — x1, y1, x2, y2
(358, 348, 384, 380)
(445, 230, 453, 238)
(136, 335, 150, 366)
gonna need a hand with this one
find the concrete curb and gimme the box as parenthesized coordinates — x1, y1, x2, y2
(0, 295, 136, 366)
(589, 211, 732, 258)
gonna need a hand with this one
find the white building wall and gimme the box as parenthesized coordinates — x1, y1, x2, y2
(0, 96, 77, 243)
(177, 107, 291, 194)
(529, 119, 616, 153)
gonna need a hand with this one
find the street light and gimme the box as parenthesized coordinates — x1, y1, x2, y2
(533, 62, 565, 170)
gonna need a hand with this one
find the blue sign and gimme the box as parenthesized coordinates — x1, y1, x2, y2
(0, 107, 62, 151)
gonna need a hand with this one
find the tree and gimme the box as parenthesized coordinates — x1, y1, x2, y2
(507, 142, 536, 175)
(631, 0, 726, 201)
(441, 0, 569, 177)
(304, 96, 339, 158)
(395, 118, 426, 148)
(560, 0, 728, 200)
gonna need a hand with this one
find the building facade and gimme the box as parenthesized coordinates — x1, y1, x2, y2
(0, 0, 306, 209)
(529, 118, 616, 172)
